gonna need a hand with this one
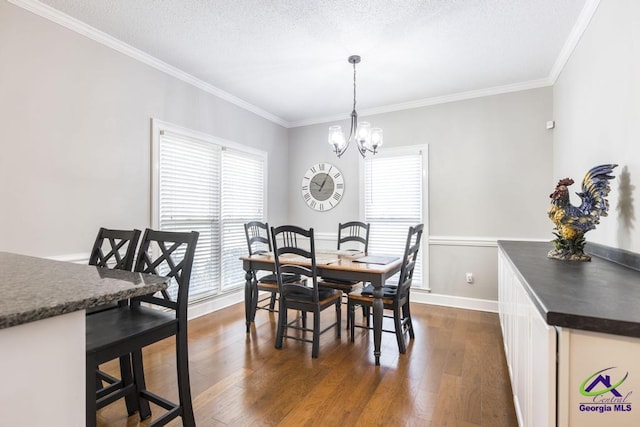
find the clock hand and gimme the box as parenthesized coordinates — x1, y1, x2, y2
(319, 166, 333, 192)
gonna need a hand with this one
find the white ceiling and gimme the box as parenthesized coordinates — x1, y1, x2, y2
(33, 0, 593, 127)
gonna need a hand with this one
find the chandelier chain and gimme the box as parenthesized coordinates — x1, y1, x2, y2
(352, 60, 357, 113)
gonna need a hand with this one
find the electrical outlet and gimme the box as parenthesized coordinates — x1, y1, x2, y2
(466, 273, 474, 284)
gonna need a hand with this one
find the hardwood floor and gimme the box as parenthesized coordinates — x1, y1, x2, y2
(96, 301, 517, 426)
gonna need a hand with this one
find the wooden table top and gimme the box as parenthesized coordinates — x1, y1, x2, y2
(240, 251, 402, 274)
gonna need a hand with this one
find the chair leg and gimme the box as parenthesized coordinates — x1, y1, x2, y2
(176, 330, 196, 427)
(118, 355, 138, 416)
(403, 301, 415, 339)
(312, 309, 320, 358)
(345, 296, 350, 330)
(269, 291, 277, 311)
(301, 311, 307, 329)
(364, 306, 371, 327)
(275, 299, 287, 349)
(335, 300, 341, 339)
(86, 353, 97, 427)
(393, 306, 407, 354)
(131, 349, 151, 420)
(348, 301, 356, 342)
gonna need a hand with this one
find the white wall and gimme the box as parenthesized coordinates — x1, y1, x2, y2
(0, 2, 289, 257)
(553, 0, 640, 253)
(289, 88, 554, 301)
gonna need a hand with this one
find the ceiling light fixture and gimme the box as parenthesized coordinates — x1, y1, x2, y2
(328, 55, 383, 158)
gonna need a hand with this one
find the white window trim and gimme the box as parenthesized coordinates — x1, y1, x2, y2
(150, 118, 268, 229)
(358, 144, 429, 291)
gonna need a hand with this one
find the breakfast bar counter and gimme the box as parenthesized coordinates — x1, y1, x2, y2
(0, 251, 168, 426)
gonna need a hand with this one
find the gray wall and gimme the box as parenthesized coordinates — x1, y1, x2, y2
(0, 2, 289, 257)
(2, 1, 560, 304)
(289, 88, 554, 300)
(553, 0, 640, 253)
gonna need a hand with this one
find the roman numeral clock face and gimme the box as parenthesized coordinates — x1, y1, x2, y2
(301, 163, 344, 211)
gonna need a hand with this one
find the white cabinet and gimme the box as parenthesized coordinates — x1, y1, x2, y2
(498, 249, 556, 427)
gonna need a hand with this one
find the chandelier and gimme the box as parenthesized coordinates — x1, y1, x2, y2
(328, 55, 383, 158)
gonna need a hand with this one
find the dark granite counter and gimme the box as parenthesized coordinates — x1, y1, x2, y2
(0, 251, 169, 329)
(498, 241, 640, 338)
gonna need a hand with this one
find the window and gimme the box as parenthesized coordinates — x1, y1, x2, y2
(152, 119, 267, 301)
(361, 146, 428, 288)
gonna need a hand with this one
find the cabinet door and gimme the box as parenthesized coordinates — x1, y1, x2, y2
(514, 276, 530, 426)
(499, 247, 557, 427)
(530, 299, 556, 427)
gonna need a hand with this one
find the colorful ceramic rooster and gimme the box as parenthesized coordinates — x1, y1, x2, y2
(548, 164, 617, 261)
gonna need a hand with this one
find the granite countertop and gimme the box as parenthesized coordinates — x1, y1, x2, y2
(498, 241, 640, 338)
(0, 251, 169, 329)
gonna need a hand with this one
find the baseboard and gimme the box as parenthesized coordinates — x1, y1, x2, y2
(187, 288, 497, 320)
(411, 290, 498, 313)
(188, 289, 244, 320)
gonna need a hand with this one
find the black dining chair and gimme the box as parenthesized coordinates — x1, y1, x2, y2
(87, 227, 141, 414)
(347, 224, 424, 354)
(271, 225, 342, 358)
(88, 227, 141, 272)
(86, 228, 199, 427)
(87, 228, 141, 316)
(244, 221, 300, 313)
(319, 221, 370, 328)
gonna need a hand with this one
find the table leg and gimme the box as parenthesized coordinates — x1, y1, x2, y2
(244, 269, 257, 333)
(372, 283, 383, 365)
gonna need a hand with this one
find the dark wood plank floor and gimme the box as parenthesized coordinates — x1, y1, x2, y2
(96, 301, 517, 426)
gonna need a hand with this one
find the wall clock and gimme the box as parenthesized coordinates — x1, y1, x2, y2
(301, 162, 344, 211)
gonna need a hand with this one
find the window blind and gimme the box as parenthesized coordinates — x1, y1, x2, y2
(221, 149, 265, 291)
(364, 152, 424, 286)
(157, 129, 265, 301)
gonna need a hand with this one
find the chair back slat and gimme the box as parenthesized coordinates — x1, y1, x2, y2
(245, 221, 271, 256)
(397, 224, 424, 297)
(133, 229, 199, 319)
(89, 228, 141, 271)
(271, 225, 319, 302)
(337, 221, 370, 252)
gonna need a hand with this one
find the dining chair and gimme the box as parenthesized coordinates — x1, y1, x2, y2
(86, 228, 199, 427)
(319, 221, 370, 328)
(88, 227, 141, 271)
(244, 221, 300, 312)
(271, 225, 342, 358)
(347, 224, 424, 354)
(87, 227, 141, 414)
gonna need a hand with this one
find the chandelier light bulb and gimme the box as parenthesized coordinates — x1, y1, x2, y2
(370, 128, 383, 152)
(356, 121, 371, 149)
(328, 125, 346, 152)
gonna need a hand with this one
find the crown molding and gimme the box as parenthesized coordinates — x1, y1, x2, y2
(8, 0, 289, 128)
(548, 0, 601, 83)
(289, 78, 552, 128)
(10, 0, 600, 130)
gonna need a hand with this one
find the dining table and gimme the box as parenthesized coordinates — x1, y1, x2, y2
(0, 251, 169, 426)
(240, 251, 402, 365)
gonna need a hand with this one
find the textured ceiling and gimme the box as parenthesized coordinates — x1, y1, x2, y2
(35, 0, 590, 126)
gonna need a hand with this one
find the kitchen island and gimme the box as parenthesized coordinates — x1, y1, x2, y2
(498, 241, 640, 427)
(0, 252, 168, 427)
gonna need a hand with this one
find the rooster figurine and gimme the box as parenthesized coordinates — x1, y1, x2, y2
(548, 164, 617, 261)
